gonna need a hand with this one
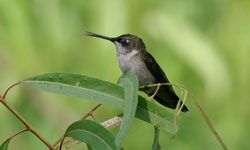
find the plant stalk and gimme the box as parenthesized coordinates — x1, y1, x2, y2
(0, 98, 55, 150)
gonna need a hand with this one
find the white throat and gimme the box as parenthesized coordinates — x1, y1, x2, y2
(118, 50, 138, 62)
(118, 50, 139, 73)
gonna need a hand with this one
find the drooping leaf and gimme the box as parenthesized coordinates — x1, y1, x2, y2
(64, 120, 116, 150)
(0, 139, 10, 150)
(115, 71, 138, 149)
(136, 97, 178, 134)
(23, 73, 124, 109)
(152, 127, 161, 150)
(23, 73, 178, 134)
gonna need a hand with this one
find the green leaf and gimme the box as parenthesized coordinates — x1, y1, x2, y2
(152, 127, 161, 150)
(136, 97, 178, 134)
(0, 139, 10, 150)
(87, 144, 93, 150)
(115, 72, 138, 149)
(64, 120, 116, 150)
(23, 73, 124, 109)
(22, 73, 178, 134)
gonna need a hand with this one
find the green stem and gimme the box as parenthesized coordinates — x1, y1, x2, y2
(152, 126, 161, 150)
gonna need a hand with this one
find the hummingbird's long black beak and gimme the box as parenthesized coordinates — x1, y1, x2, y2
(85, 32, 116, 42)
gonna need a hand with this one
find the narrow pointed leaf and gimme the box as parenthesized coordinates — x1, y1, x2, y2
(22, 73, 123, 109)
(0, 139, 10, 150)
(22, 73, 178, 134)
(64, 120, 116, 150)
(136, 97, 178, 134)
(115, 72, 138, 149)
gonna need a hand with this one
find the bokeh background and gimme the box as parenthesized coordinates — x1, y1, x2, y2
(0, 0, 250, 149)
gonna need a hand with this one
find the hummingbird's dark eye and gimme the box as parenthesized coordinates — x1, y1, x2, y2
(121, 39, 130, 46)
(117, 37, 130, 46)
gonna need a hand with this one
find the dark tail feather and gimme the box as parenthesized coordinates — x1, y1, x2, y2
(154, 95, 189, 112)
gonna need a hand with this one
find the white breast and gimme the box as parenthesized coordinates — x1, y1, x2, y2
(118, 50, 138, 72)
(118, 50, 155, 85)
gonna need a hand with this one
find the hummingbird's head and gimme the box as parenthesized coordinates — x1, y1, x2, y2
(85, 32, 146, 55)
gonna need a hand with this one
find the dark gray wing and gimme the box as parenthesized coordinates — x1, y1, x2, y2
(142, 51, 176, 94)
(142, 51, 188, 112)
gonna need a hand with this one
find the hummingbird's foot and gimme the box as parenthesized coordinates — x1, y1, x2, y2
(142, 85, 149, 91)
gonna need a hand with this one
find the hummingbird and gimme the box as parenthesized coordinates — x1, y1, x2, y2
(85, 32, 188, 112)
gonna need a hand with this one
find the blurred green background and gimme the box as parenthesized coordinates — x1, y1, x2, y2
(0, 0, 250, 149)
